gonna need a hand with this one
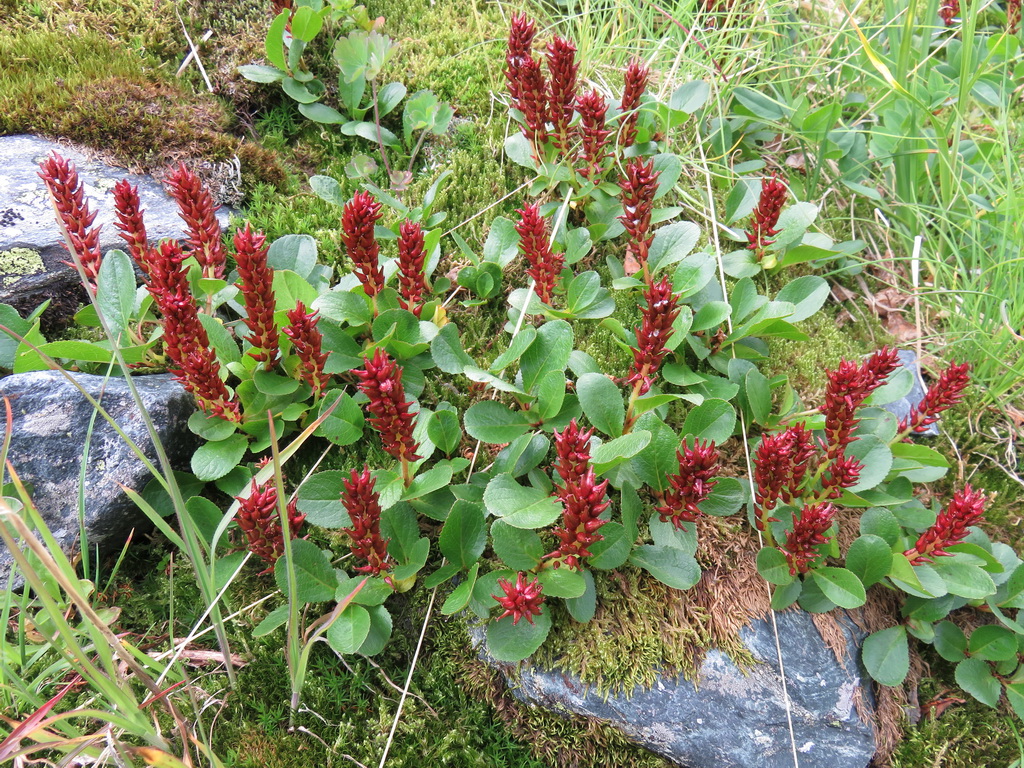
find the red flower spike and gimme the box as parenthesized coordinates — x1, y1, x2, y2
(342, 191, 385, 297)
(514, 203, 564, 304)
(144, 240, 240, 421)
(515, 56, 550, 148)
(627, 276, 680, 395)
(820, 347, 900, 461)
(905, 485, 987, 565)
(546, 419, 609, 570)
(746, 174, 788, 258)
(1009, 0, 1021, 34)
(753, 431, 794, 528)
(576, 89, 612, 181)
(619, 57, 650, 148)
(504, 12, 537, 103)
(38, 152, 103, 292)
(341, 466, 392, 576)
(493, 572, 545, 625)
(354, 349, 422, 463)
(283, 301, 330, 396)
(781, 502, 836, 575)
(236, 478, 306, 574)
(112, 179, 151, 276)
(234, 223, 280, 369)
(780, 424, 816, 504)
(899, 361, 971, 434)
(546, 36, 579, 153)
(397, 220, 427, 317)
(166, 164, 226, 280)
(821, 452, 863, 498)
(939, 0, 959, 25)
(618, 158, 660, 273)
(656, 440, 720, 529)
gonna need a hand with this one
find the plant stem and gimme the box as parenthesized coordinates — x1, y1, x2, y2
(370, 79, 395, 186)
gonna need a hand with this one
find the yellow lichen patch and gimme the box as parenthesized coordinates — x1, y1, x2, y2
(0, 247, 45, 286)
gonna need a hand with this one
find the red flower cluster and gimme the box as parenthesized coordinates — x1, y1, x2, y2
(504, 12, 537, 104)
(899, 361, 970, 435)
(38, 152, 103, 291)
(354, 349, 422, 463)
(147, 240, 241, 421)
(283, 301, 330, 396)
(514, 203, 564, 304)
(656, 440, 720, 530)
(821, 347, 900, 462)
(236, 477, 306, 574)
(618, 158, 660, 278)
(546, 36, 579, 152)
(493, 572, 545, 625)
(781, 502, 836, 575)
(397, 220, 428, 317)
(341, 466, 392, 576)
(1010, 0, 1021, 34)
(576, 90, 612, 182)
(342, 191, 385, 297)
(112, 179, 150, 274)
(746, 174, 787, 257)
(627, 276, 681, 395)
(166, 164, 226, 280)
(939, 0, 960, 24)
(905, 485, 987, 565)
(235, 223, 280, 369)
(547, 419, 609, 569)
(618, 58, 650, 148)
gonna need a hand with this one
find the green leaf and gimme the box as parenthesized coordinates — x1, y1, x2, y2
(537, 567, 586, 598)
(933, 621, 967, 661)
(845, 435, 892, 492)
(756, 547, 794, 585)
(431, 322, 475, 374)
(733, 86, 791, 121)
(428, 410, 462, 455)
(744, 368, 772, 424)
(484, 216, 520, 267)
(253, 604, 290, 637)
(300, 102, 347, 124)
(424, 562, 461, 589)
(564, 569, 596, 622)
(326, 604, 371, 654)
(933, 559, 997, 599)
(95, 249, 136, 339)
(691, 301, 731, 332)
(402, 462, 454, 501)
(681, 398, 735, 444)
(188, 411, 236, 442)
(811, 567, 866, 609)
(265, 10, 289, 70)
(253, 369, 302, 396)
(490, 519, 544, 570)
(701, 477, 747, 517)
(441, 563, 479, 615)
(504, 133, 537, 170)
(438, 501, 486, 569)
(198, 313, 240, 364)
(771, 579, 803, 610)
(519, 320, 573, 393)
(576, 372, 624, 437)
(493, 433, 549, 478)
(775, 276, 828, 322)
(647, 221, 700, 274)
(888, 442, 950, 483)
(275, 539, 338, 603)
(565, 271, 614, 319)
(36, 340, 113, 363)
(268, 234, 319, 279)
(955, 657, 1001, 707)
(586, 522, 631, 570)
(490, 327, 537, 372)
(1006, 683, 1024, 721)
(484, 474, 562, 530)
(309, 175, 346, 207)
(297, 470, 350, 528)
(845, 535, 893, 588)
(860, 507, 901, 546)
(239, 64, 286, 83)
(629, 545, 701, 589)
(315, 391, 364, 446)
(668, 80, 710, 113)
(314, 291, 373, 327)
(357, 605, 393, 656)
(862, 626, 909, 686)
(968, 625, 1018, 661)
(629, 418, 679, 493)
(191, 433, 247, 482)
(464, 401, 532, 443)
(591, 431, 651, 474)
(486, 611, 551, 662)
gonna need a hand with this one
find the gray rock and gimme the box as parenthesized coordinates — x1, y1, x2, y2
(0, 371, 196, 589)
(477, 610, 875, 768)
(880, 349, 939, 437)
(0, 134, 231, 333)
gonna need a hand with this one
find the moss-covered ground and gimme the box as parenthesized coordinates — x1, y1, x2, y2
(3, 0, 1023, 765)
